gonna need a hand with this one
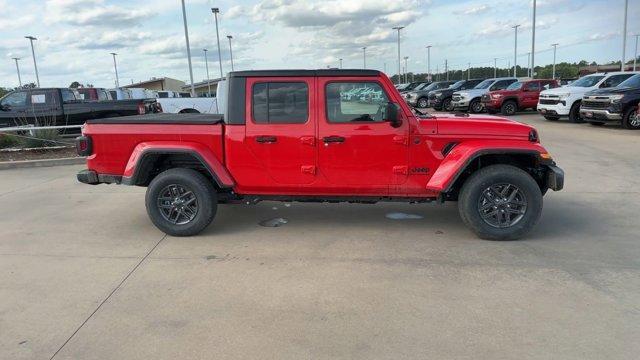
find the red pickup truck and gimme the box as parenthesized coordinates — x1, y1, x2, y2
(76, 70, 563, 240)
(482, 79, 559, 115)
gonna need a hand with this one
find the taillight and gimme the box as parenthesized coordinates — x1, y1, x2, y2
(76, 135, 92, 156)
(138, 103, 146, 115)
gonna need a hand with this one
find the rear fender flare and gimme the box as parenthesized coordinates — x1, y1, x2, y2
(426, 140, 547, 193)
(123, 141, 234, 188)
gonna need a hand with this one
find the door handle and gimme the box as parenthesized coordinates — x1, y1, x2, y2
(322, 136, 345, 144)
(256, 136, 277, 143)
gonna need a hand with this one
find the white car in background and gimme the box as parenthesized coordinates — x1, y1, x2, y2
(537, 72, 637, 122)
(156, 81, 226, 114)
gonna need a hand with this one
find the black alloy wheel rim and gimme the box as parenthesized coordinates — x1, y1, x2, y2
(418, 98, 428, 108)
(477, 183, 527, 228)
(504, 103, 516, 115)
(630, 109, 640, 128)
(472, 101, 483, 113)
(444, 99, 453, 111)
(157, 184, 198, 225)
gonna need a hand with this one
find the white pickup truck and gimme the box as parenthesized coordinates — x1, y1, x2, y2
(537, 72, 637, 122)
(156, 81, 226, 114)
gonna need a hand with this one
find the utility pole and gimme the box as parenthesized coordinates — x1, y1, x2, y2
(527, 52, 531, 77)
(180, 0, 195, 97)
(203, 49, 211, 96)
(25, 36, 40, 87)
(426, 45, 432, 81)
(339, 58, 343, 69)
(211, 8, 224, 78)
(445, 59, 448, 80)
(227, 35, 234, 71)
(110, 52, 119, 87)
(12, 57, 22, 87)
(622, 0, 629, 71)
(634, 35, 639, 71)
(551, 43, 559, 79)
(531, 0, 537, 78)
(362, 47, 367, 68)
(467, 62, 471, 80)
(493, 58, 497, 78)
(512, 24, 520, 77)
(392, 26, 405, 84)
(436, 65, 439, 81)
(403, 56, 409, 83)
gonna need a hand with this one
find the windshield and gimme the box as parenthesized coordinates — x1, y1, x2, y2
(571, 75, 605, 87)
(421, 82, 440, 91)
(405, 82, 421, 90)
(617, 74, 640, 88)
(414, 83, 430, 90)
(474, 80, 494, 89)
(451, 80, 465, 89)
(506, 82, 522, 90)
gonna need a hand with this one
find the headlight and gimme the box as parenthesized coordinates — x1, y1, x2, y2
(557, 93, 570, 100)
(610, 94, 624, 103)
(491, 94, 502, 99)
(435, 93, 442, 98)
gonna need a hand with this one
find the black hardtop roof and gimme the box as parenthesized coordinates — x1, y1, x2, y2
(228, 69, 381, 78)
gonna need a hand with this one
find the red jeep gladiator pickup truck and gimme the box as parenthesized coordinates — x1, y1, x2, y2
(76, 70, 563, 240)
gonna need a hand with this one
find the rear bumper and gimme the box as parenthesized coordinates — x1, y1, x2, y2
(77, 169, 122, 185)
(579, 108, 622, 121)
(546, 165, 564, 191)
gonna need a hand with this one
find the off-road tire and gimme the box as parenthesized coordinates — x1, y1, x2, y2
(458, 164, 543, 240)
(469, 98, 483, 113)
(568, 101, 584, 123)
(501, 100, 518, 116)
(417, 97, 429, 108)
(622, 106, 640, 130)
(544, 116, 559, 121)
(145, 168, 217, 236)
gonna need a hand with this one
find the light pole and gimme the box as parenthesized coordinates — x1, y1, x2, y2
(12, 57, 22, 87)
(527, 52, 531, 77)
(551, 43, 559, 79)
(512, 25, 520, 77)
(110, 52, 119, 87)
(362, 47, 366, 68)
(531, 0, 537, 78)
(426, 45, 432, 81)
(180, 0, 195, 97)
(203, 49, 211, 96)
(25, 36, 40, 87)
(392, 26, 404, 84)
(467, 62, 471, 80)
(403, 56, 409, 83)
(211, 8, 224, 78)
(227, 35, 234, 71)
(622, 0, 629, 71)
(494, 58, 497, 78)
(634, 34, 639, 71)
(445, 59, 448, 80)
(339, 58, 343, 69)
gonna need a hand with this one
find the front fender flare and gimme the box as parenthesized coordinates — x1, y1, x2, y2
(122, 141, 235, 188)
(426, 140, 547, 193)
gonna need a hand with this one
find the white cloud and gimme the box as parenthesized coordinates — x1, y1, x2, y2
(454, 4, 491, 15)
(44, 0, 153, 27)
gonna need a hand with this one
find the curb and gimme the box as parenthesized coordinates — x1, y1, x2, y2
(0, 157, 85, 170)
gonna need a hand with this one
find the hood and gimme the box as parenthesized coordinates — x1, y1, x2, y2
(488, 88, 519, 96)
(541, 86, 591, 96)
(455, 88, 488, 97)
(421, 113, 534, 138)
(585, 87, 637, 96)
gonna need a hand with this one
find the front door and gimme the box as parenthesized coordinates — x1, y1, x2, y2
(522, 81, 541, 108)
(0, 90, 29, 127)
(317, 79, 409, 194)
(244, 77, 317, 189)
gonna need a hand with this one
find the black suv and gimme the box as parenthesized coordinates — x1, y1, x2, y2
(580, 74, 640, 129)
(428, 79, 484, 111)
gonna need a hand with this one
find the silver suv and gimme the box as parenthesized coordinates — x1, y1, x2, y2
(451, 77, 517, 113)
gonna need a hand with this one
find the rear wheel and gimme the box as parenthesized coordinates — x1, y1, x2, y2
(568, 101, 584, 123)
(442, 97, 454, 112)
(145, 168, 217, 236)
(501, 100, 518, 116)
(544, 116, 559, 121)
(469, 98, 483, 113)
(458, 164, 542, 240)
(417, 97, 429, 108)
(622, 106, 640, 130)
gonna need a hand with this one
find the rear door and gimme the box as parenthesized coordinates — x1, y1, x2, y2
(26, 89, 63, 126)
(244, 77, 317, 187)
(317, 78, 409, 193)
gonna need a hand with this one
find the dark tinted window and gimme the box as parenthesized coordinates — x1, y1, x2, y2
(618, 74, 640, 88)
(62, 89, 77, 102)
(326, 82, 389, 123)
(1, 91, 27, 107)
(525, 82, 540, 91)
(490, 79, 516, 91)
(461, 80, 482, 90)
(601, 74, 634, 88)
(98, 90, 111, 101)
(252, 82, 308, 124)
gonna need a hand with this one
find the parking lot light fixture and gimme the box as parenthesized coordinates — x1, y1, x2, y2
(12, 57, 22, 87)
(25, 36, 40, 87)
(392, 26, 405, 84)
(180, 0, 196, 97)
(339, 58, 343, 69)
(426, 45, 432, 81)
(634, 35, 639, 71)
(494, 58, 497, 78)
(467, 62, 471, 80)
(110, 52, 119, 88)
(211, 8, 224, 78)
(362, 47, 366, 68)
(204, 49, 211, 96)
(531, 0, 536, 78)
(622, 0, 629, 71)
(445, 59, 448, 80)
(551, 43, 559, 79)
(403, 56, 409, 83)
(512, 24, 520, 77)
(227, 35, 234, 71)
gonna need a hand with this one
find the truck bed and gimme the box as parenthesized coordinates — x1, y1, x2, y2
(86, 113, 224, 125)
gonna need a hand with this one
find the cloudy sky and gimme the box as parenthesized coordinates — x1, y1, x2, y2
(1, 0, 638, 88)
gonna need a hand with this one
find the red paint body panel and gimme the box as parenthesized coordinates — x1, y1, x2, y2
(81, 72, 552, 199)
(483, 79, 559, 111)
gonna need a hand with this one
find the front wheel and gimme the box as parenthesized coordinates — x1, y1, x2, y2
(458, 164, 543, 240)
(442, 97, 454, 112)
(568, 101, 584, 123)
(622, 106, 640, 129)
(145, 168, 217, 236)
(417, 97, 429, 108)
(469, 98, 484, 113)
(501, 100, 518, 116)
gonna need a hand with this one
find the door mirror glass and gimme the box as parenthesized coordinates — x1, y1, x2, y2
(385, 102, 401, 128)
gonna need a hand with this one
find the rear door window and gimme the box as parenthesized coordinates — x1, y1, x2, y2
(252, 82, 309, 124)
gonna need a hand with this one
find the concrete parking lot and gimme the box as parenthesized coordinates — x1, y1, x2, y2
(1, 112, 639, 359)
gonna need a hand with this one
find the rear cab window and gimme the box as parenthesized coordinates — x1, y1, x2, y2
(325, 82, 389, 123)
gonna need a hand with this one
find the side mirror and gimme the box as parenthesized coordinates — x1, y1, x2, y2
(386, 102, 402, 128)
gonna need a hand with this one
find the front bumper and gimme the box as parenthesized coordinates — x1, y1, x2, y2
(481, 99, 501, 111)
(546, 165, 564, 191)
(579, 108, 622, 121)
(537, 103, 570, 116)
(451, 99, 470, 110)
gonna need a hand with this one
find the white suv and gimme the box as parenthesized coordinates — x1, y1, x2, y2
(538, 72, 637, 122)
